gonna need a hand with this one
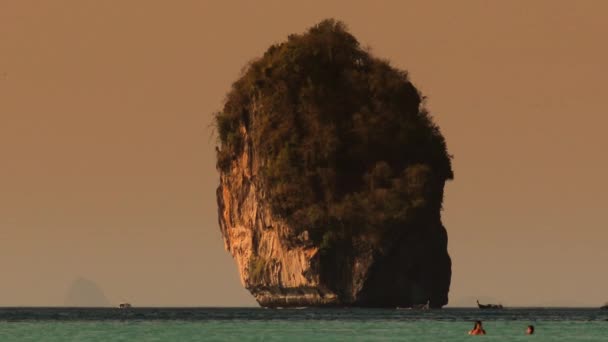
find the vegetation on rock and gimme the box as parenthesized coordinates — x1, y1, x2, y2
(215, 19, 453, 249)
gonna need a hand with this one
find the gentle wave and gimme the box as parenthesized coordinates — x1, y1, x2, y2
(1, 309, 608, 341)
(1, 307, 607, 322)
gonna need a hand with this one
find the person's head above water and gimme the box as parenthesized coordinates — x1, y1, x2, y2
(526, 325, 535, 335)
(468, 320, 486, 335)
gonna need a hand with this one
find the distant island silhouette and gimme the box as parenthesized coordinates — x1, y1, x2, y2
(64, 277, 110, 307)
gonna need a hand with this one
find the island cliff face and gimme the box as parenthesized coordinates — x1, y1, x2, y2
(215, 20, 453, 308)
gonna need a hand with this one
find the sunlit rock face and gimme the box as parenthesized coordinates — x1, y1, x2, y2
(215, 19, 453, 308)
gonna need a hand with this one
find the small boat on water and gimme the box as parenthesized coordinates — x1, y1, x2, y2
(119, 302, 132, 309)
(412, 300, 431, 310)
(477, 299, 503, 310)
(397, 300, 430, 310)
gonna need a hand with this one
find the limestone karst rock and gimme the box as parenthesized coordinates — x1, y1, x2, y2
(215, 19, 453, 308)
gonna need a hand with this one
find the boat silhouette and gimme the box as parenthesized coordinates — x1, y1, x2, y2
(476, 299, 503, 310)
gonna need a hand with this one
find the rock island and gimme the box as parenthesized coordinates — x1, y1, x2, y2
(215, 19, 453, 308)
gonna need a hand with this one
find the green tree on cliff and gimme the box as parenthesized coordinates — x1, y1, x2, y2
(215, 19, 453, 245)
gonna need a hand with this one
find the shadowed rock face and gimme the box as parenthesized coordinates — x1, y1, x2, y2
(215, 19, 452, 308)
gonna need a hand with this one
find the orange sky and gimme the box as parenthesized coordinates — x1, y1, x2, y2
(1, 0, 607, 307)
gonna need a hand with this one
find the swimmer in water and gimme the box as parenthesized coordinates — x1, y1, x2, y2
(468, 320, 486, 335)
(526, 325, 535, 335)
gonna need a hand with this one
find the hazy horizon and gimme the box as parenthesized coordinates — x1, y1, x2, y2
(2, 0, 608, 308)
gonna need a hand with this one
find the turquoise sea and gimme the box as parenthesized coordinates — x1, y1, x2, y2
(1, 308, 607, 341)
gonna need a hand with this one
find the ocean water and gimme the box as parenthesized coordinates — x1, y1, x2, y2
(1, 308, 607, 341)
